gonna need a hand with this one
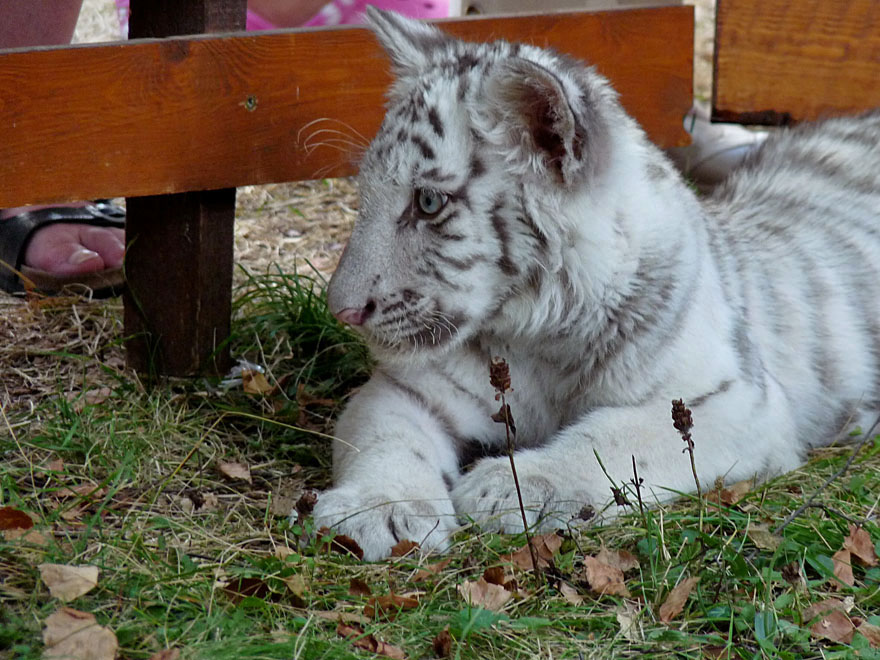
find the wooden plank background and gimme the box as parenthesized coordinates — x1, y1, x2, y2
(713, 0, 880, 125)
(0, 7, 693, 208)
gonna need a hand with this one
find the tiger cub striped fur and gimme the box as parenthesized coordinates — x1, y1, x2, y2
(306, 7, 880, 560)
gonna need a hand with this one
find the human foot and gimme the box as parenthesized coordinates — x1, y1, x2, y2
(0, 202, 125, 295)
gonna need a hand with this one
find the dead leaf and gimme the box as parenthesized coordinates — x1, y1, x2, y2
(615, 601, 643, 643)
(218, 461, 251, 483)
(390, 539, 420, 557)
(458, 578, 513, 611)
(317, 527, 364, 560)
(3, 527, 50, 546)
(558, 581, 583, 606)
(283, 574, 308, 607)
(44, 458, 65, 473)
(412, 558, 453, 582)
(295, 383, 336, 409)
(855, 620, 880, 648)
(482, 566, 518, 591)
(55, 484, 107, 501)
(809, 609, 855, 644)
(747, 524, 782, 551)
(595, 547, 640, 573)
(336, 622, 407, 659)
(581, 556, 630, 597)
(365, 593, 420, 620)
(222, 577, 272, 603)
(269, 478, 305, 517)
(843, 524, 878, 567)
(43, 607, 118, 660)
(432, 628, 453, 657)
(349, 578, 372, 597)
(505, 533, 563, 570)
(659, 576, 699, 622)
(312, 610, 368, 625)
(148, 650, 181, 660)
(718, 479, 754, 506)
(39, 564, 99, 602)
(831, 549, 855, 589)
(0, 506, 34, 531)
(242, 370, 274, 395)
(803, 598, 849, 622)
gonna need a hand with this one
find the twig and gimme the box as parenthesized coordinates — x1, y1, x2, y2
(771, 413, 880, 536)
(490, 357, 541, 579)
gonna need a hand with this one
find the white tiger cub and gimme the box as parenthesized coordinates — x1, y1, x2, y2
(307, 8, 880, 560)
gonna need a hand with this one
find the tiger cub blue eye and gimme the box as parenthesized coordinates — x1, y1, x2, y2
(416, 189, 448, 216)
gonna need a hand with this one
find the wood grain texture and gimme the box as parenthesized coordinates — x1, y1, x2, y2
(122, 0, 242, 376)
(0, 7, 693, 207)
(713, 0, 880, 125)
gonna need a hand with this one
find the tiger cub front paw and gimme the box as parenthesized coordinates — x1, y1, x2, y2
(306, 485, 458, 561)
(451, 456, 595, 532)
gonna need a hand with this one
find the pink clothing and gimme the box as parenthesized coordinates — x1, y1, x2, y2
(116, 1, 450, 35)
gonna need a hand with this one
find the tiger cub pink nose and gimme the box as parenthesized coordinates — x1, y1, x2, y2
(333, 300, 376, 326)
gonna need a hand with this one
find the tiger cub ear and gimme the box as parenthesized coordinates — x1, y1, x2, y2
(485, 58, 601, 186)
(366, 6, 451, 74)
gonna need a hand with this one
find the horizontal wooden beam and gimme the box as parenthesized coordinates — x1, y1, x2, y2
(0, 7, 692, 207)
(713, 0, 880, 125)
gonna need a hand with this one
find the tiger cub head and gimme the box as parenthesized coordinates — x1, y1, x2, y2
(327, 8, 619, 361)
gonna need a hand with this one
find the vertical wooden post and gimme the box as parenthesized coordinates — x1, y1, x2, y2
(124, 0, 246, 376)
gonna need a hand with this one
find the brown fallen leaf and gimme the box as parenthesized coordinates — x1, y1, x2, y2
(713, 479, 754, 507)
(458, 578, 513, 612)
(855, 620, 880, 648)
(283, 574, 308, 608)
(349, 578, 372, 597)
(55, 484, 107, 501)
(390, 539, 420, 557)
(412, 558, 453, 582)
(659, 576, 699, 623)
(831, 549, 855, 590)
(218, 461, 252, 483)
(148, 650, 181, 660)
(809, 609, 855, 644)
(295, 383, 336, 409)
(269, 477, 305, 517)
(505, 533, 563, 570)
(317, 527, 365, 560)
(365, 593, 420, 620)
(336, 622, 407, 659)
(222, 577, 273, 603)
(558, 581, 584, 606)
(432, 628, 453, 658)
(3, 527, 50, 546)
(42, 458, 65, 474)
(595, 547, 640, 573)
(615, 601, 644, 643)
(747, 524, 782, 551)
(43, 607, 118, 660)
(312, 610, 368, 625)
(843, 524, 878, 567)
(0, 506, 34, 531)
(581, 556, 630, 597)
(803, 598, 849, 623)
(39, 564, 99, 602)
(242, 370, 274, 395)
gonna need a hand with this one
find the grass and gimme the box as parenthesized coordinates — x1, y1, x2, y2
(2, 268, 880, 660)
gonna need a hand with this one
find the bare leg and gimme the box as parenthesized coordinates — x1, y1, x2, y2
(0, 0, 84, 48)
